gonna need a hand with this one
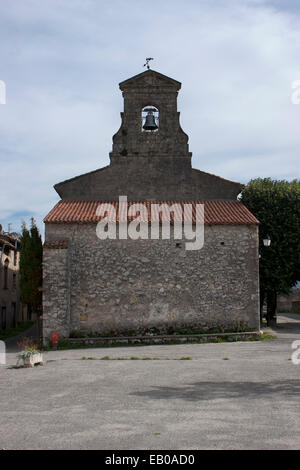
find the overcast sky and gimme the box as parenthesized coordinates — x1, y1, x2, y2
(0, 0, 300, 235)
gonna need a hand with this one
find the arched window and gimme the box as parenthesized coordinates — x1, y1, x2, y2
(141, 106, 159, 133)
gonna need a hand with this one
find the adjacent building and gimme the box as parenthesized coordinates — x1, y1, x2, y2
(277, 282, 300, 313)
(0, 229, 23, 329)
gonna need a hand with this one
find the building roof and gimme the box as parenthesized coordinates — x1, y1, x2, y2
(44, 200, 259, 225)
(0, 233, 20, 249)
(0, 239, 16, 250)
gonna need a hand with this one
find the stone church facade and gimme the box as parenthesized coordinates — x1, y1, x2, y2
(43, 69, 260, 341)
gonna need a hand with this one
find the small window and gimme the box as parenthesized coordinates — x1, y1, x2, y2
(11, 303, 16, 328)
(13, 250, 17, 266)
(142, 106, 159, 133)
(3, 259, 9, 289)
(12, 274, 16, 289)
(1, 307, 6, 330)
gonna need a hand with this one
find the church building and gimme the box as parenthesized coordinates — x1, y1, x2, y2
(43, 69, 260, 341)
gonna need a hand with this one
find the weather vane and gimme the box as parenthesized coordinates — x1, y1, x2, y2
(144, 58, 154, 70)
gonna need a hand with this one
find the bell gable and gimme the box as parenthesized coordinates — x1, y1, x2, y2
(53, 68, 243, 201)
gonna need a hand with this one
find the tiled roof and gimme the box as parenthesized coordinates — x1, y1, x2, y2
(0, 239, 16, 250)
(0, 233, 20, 249)
(44, 200, 259, 225)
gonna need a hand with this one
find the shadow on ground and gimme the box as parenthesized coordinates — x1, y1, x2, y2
(131, 380, 300, 402)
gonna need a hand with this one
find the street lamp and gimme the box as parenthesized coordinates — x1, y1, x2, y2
(260, 234, 273, 326)
(263, 235, 271, 247)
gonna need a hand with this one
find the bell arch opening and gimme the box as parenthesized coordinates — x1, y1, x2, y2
(141, 106, 159, 133)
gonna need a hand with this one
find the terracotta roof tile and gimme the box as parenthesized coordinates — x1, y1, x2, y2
(0, 233, 19, 249)
(44, 200, 259, 225)
(0, 239, 16, 250)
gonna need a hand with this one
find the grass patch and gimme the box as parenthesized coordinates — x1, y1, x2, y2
(216, 337, 225, 343)
(174, 323, 253, 335)
(223, 357, 229, 360)
(253, 333, 276, 341)
(0, 321, 34, 341)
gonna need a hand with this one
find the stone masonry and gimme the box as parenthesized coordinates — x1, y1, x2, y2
(43, 68, 260, 342)
(0, 232, 23, 328)
(54, 70, 242, 202)
(43, 223, 259, 339)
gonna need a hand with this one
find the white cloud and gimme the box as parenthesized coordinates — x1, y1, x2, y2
(0, 0, 300, 234)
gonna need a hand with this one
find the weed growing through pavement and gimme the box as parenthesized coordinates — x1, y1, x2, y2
(81, 356, 192, 361)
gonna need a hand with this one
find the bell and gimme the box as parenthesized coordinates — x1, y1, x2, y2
(143, 110, 158, 131)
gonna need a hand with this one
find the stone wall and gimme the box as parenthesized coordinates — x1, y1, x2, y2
(0, 245, 22, 328)
(278, 289, 300, 313)
(54, 158, 242, 202)
(43, 222, 259, 341)
(54, 68, 242, 201)
(111, 70, 189, 158)
(43, 245, 70, 340)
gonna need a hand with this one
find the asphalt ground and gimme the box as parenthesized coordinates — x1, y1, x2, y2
(1, 314, 299, 450)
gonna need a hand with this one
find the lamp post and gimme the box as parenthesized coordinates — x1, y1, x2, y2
(263, 234, 271, 248)
(260, 235, 276, 326)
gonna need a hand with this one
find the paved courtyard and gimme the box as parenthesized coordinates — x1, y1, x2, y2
(1, 314, 300, 450)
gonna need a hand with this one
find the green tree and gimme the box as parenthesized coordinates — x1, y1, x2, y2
(20, 218, 43, 319)
(241, 178, 300, 325)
